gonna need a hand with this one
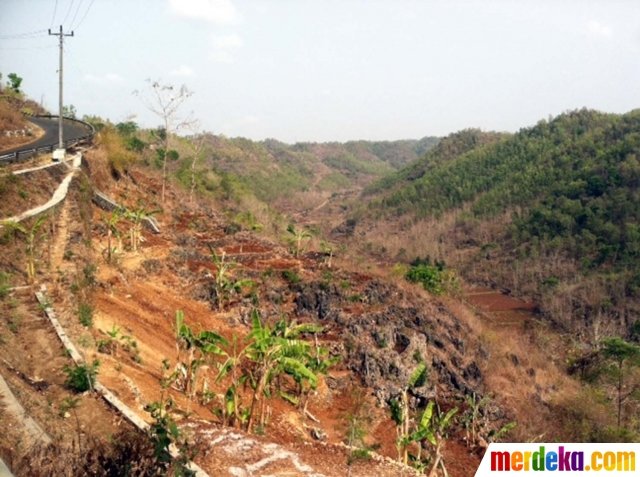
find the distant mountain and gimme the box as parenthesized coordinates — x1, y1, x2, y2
(357, 109, 640, 339)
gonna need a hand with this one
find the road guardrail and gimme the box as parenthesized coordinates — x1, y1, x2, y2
(0, 115, 95, 163)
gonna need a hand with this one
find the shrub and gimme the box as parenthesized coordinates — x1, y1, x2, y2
(125, 136, 146, 152)
(64, 360, 99, 392)
(78, 302, 93, 327)
(405, 258, 457, 295)
(82, 263, 97, 287)
(224, 222, 241, 235)
(281, 269, 301, 284)
(0, 271, 11, 299)
(406, 263, 445, 294)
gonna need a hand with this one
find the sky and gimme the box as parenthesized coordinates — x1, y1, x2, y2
(1, 0, 640, 143)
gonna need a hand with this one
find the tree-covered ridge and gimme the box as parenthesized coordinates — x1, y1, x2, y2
(204, 136, 317, 202)
(200, 135, 438, 202)
(367, 109, 640, 267)
(364, 128, 505, 197)
(512, 111, 640, 272)
(360, 109, 640, 336)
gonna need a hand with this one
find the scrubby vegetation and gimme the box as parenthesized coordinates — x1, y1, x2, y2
(362, 109, 640, 340)
(404, 258, 458, 295)
(175, 134, 438, 205)
(63, 360, 99, 392)
(4, 75, 640, 476)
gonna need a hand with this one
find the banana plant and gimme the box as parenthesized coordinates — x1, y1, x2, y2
(125, 206, 158, 252)
(320, 240, 334, 268)
(214, 310, 333, 433)
(215, 335, 250, 427)
(244, 310, 320, 432)
(402, 400, 458, 476)
(174, 310, 227, 403)
(286, 224, 312, 258)
(389, 364, 458, 475)
(389, 362, 430, 465)
(3, 215, 47, 283)
(423, 402, 458, 477)
(300, 331, 340, 413)
(209, 246, 254, 310)
(103, 209, 122, 263)
(462, 392, 490, 448)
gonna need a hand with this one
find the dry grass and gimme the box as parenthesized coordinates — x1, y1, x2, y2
(0, 96, 25, 132)
(6, 430, 173, 477)
(96, 129, 137, 179)
(441, 289, 592, 443)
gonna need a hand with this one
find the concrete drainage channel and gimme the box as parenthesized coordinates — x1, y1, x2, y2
(0, 372, 52, 446)
(34, 287, 209, 477)
(0, 151, 161, 234)
(0, 128, 192, 475)
(0, 368, 50, 477)
(0, 458, 14, 477)
(0, 149, 171, 474)
(0, 152, 83, 226)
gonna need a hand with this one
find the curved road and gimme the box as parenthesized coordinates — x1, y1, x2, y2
(0, 116, 92, 155)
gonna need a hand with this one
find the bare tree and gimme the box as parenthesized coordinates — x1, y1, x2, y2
(185, 122, 207, 206)
(135, 80, 193, 202)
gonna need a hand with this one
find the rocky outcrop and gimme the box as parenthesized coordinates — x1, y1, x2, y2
(293, 281, 342, 321)
(293, 277, 485, 407)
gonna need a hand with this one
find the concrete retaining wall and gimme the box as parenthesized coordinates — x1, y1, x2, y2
(92, 190, 161, 234)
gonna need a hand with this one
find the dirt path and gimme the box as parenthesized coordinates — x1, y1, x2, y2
(49, 199, 70, 273)
(312, 197, 330, 212)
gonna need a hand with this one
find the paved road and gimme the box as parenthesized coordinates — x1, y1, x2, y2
(0, 116, 91, 155)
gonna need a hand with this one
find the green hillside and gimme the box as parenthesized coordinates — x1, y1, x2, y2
(196, 136, 438, 203)
(365, 129, 506, 198)
(360, 109, 640, 338)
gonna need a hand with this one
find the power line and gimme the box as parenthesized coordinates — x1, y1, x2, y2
(69, 0, 84, 29)
(0, 29, 48, 40)
(61, 0, 75, 26)
(0, 45, 57, 51)
(50, 0, 59, 28)
(72, 0, 96, 31)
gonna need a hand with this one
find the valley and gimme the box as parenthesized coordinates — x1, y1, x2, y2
(0, 90, 639, 477)
(3, 1, 640, 474)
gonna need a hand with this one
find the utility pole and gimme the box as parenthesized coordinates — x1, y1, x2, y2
(48, 25, 74, 159)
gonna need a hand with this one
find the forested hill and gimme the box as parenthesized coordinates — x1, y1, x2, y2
(364, 128, 507, 199)
(358, 109, 640, 338)
(197, 135, 438, 203)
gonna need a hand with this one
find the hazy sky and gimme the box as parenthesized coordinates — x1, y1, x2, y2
(1, 0, 640, 142)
